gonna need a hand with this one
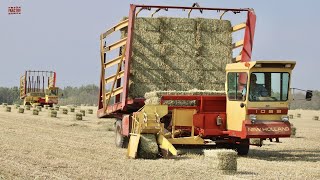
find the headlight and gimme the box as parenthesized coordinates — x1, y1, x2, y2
(249, 114, 257, 123)
(281, 115, 289, 122)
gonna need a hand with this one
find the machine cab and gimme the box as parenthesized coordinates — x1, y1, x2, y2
(225, 61, 296, 134)
(45, 87, 59, 105)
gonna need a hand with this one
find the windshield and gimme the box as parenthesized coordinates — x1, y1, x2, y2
(248, 72, 290, 101)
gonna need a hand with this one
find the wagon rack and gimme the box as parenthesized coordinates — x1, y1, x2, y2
(98, 4, 256, 119)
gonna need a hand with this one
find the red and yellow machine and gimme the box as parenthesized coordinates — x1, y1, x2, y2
(20, 70, 59, 107)
(98, 4, 311, 158)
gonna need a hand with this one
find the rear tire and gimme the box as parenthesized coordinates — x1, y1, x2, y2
(235, 139, 250, 156)
(115, 120, 129, 148)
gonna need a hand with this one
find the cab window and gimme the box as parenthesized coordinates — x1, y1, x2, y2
(227, 72, 248, 101)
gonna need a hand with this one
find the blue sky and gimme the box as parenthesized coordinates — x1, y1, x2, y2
(1, 0, 320, 90)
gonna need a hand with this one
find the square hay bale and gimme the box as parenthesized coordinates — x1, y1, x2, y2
(130, 69, 166, 84)
(135, 17, 161, 32)
(166, 82, 202, 91)
(196, 18, 232, 33)
(129, 83, 166, 98)
(132, 43, 164, 58)
(131, 56, 165, 70)
(195, 57, 227, 71)
(163, 56, 202, 70)
(160, 31, 196, 45)
(204, 149, 237, 173)
(202, 70, 226, 84)
(164, 69, 203, 83)
(133, 31, 162, 44)
(161, 43, 199, 58)
(160, 17, 197, 32)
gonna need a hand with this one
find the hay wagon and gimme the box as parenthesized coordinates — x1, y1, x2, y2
(98, 4, 297, 158)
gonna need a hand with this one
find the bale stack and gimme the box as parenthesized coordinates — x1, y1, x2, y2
(33, 109, 39, 115)
(204, 149, 237, 174)
(18, 108, 24, 113)
(70, 107, 75, 112)
(75, 113, 83, 120)
(87, 109, 93, 114)
(124, 17, 232, 98)
(49, 110, 57, 118)
(80, 110, 85, 116)
(25, 105, 31, 110)
(6, 107, 11, 112)
(62, 108, 68, 114)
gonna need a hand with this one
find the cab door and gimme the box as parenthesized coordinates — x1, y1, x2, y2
(226, 72, 248, 131)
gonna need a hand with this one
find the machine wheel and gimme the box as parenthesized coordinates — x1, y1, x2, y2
(235, 139, 250, 156)
(115, 120, 129, 148)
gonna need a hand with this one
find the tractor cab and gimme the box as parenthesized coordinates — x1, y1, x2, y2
(225, 61, 297, 138)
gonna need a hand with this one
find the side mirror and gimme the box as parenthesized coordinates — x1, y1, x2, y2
(306, 90, 313, 101)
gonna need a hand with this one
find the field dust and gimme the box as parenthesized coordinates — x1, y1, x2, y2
(0, 106, 320, 179)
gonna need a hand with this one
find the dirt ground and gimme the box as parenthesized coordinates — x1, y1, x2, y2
(0, 106, 320, 179)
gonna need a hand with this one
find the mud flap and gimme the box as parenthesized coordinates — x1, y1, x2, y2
(127, 134, 140, 159)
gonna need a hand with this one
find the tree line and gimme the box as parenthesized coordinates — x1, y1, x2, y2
(0, 84, 99, 106)
(0, 85, 319, 109)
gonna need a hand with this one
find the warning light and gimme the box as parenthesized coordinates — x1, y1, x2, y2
(245, 62, 250, 67)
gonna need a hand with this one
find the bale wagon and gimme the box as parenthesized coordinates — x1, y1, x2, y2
(20, 70, 59, 107)
(98, 4, 311, 158)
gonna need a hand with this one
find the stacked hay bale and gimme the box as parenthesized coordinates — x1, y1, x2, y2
(123, 17, 232, 98)
(137, 134, 159, 159)
(33, 109, 39, 115)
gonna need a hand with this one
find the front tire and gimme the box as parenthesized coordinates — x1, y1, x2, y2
(115, 120, 129, 148)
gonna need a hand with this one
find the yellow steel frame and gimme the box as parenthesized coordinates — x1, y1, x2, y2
(100, 19, 129, 112)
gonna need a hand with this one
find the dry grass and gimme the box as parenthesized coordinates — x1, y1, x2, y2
(0, 107, 320, 179)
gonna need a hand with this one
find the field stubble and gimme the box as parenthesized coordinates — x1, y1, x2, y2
(0, 107, 320, 179)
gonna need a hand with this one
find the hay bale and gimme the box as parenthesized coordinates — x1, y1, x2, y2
(18, 108, 24, 113)
(296, 113, 301, 118)
(62, 108, 68, 114)
(250, 138, 263, 146)
(75, 113, 83, 120)
(70, 107, 75, 112)
(289, 114, 293, 119)
(44, 105, 49, 109)
(291, 123, 296, 137)
(2, 103, 8, 107)
(135, 17, 161, 32)
(137, 134, 159, 159)
(49, 110, 57, 118)
(313, 116, 319, 120)
(15, 104, 20, 109)
(80, 110, 85, 116)
(36, 106, 42, 112)
(204, 149, 237, 173)
(87, 109, 93, 114)
(33, 109, 39, 115)
(6, 106, 11, 112)
(54, 106, 60, 111)
(25, 105, 31, 110)
(160, 17, 196, 32)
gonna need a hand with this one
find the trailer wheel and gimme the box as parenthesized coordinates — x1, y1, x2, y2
(115, 120, 129, 148)
(235, 139, 250, 156)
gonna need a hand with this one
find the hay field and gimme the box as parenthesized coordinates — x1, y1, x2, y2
(0, 107, 320, 179)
